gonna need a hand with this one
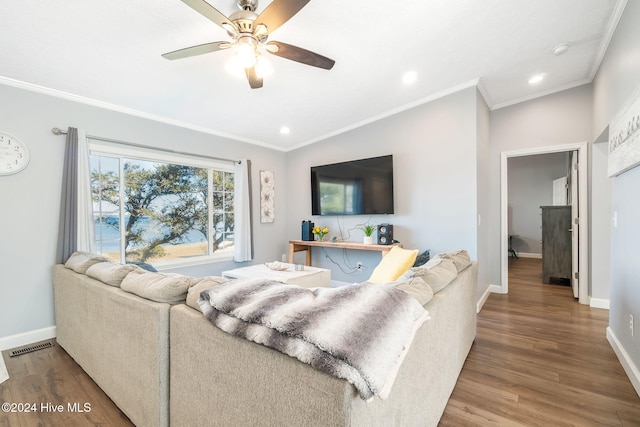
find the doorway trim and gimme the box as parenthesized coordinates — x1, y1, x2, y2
(500, 142, 589, 304)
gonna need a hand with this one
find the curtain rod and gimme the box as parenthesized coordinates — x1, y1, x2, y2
(51, 127, 240, 164)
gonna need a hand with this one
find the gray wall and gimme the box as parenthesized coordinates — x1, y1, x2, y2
(0, 83, 288, 344)
(590, 140, 612, 302)
(476, 89, 493, 298)
(286, 88, 482, 291)
(507, 152, 570, 255)
(592, 0, 640, 377)
(489, 85, 593, 289)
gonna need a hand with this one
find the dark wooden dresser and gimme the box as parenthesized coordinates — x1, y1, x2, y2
(540, 205, 572, 283)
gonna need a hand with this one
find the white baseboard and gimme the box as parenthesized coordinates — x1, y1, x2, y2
(489, 285, 505, 294)
(0, 326, 56, 352)
(590, 298, 610, 310)
(477, 285, 494, 313)
(489, 284, 504, 294)
(607, 327, 640, 397)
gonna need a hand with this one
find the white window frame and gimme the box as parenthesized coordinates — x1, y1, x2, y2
(89, 139, 235, 269)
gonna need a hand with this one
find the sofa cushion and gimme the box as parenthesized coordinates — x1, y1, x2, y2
(64, 251, 110, 274)
(433, 250, 472, 273)
(410, 258, 458, 293)
(394, 276, 434, 306)
(121, 270, 192, 304)
(85, 262, 139, 287)
(186, 276, 228, 310)
(368, 246, 419, 285)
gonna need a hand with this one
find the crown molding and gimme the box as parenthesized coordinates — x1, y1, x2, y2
(491, 79, 592, 110)
(588, 0, 628, 81)
(0, 76, 288, 152)
(475, 79, 494, 110)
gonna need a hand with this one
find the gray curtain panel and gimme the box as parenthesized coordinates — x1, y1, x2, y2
(56, 127, 79, 264)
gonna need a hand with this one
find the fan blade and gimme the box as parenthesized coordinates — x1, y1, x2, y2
(180, 0, 235, 32)
(254, 0, 310, 35)
(266, 41, 335, 70)
(162, 42, 230, 60)
(245, 67, 263, 89)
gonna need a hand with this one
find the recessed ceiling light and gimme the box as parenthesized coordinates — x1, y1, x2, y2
(403, 71, 417, 85)
(280, 126, 290, 135)
(528, 74, 545, 85)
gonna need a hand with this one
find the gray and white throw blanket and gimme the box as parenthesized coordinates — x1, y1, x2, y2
(198, 278, 429, 400)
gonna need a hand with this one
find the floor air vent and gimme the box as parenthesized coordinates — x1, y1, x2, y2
(9, 341, 54, 357)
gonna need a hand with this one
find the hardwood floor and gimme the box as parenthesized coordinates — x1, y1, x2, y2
(440, 257, 640, 426)
(1, 258, 638, 426)
(0, 342, 134, 426)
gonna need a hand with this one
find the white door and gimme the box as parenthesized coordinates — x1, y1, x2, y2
(570, 151, 579, 298)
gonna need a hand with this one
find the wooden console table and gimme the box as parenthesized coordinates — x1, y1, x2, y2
(289, 240, 399, 266)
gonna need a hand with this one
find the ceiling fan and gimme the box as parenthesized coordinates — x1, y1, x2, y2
(162, 0, 335, 89)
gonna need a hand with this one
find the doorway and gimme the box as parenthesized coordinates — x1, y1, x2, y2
(500, 143, 589, 304)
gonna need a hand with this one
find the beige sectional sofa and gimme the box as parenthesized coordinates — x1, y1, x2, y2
(53, 252, 477, 427)
(53, 262, 171, 427)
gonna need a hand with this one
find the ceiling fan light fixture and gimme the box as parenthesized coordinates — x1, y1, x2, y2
(236, 38, 257, 68)
(163, 0, 335, 89)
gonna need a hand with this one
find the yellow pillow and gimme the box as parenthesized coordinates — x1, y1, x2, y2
(368, 246, 419, 285)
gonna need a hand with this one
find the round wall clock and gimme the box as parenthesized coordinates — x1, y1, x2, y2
(0, 132, 30, 175)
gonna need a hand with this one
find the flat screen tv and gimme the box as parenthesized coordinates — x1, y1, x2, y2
(311, 155, 394, 216)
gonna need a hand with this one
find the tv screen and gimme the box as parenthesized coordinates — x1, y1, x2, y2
(311, 155, 394, 216)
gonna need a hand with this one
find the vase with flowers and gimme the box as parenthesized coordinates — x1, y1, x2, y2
(312, 225, 329, 241)
(359, 224, 376, 245)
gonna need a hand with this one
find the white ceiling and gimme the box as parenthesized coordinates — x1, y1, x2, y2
(0, 0, 624, 150)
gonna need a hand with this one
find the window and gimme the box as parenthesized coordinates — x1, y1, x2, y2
(90, 142, 235, 266)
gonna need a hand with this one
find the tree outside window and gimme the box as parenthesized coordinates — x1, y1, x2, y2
(90, 155, 234, 264)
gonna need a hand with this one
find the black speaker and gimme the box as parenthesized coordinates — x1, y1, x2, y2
(301, 220, 315, 241)
(377, 223, 393, 245)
